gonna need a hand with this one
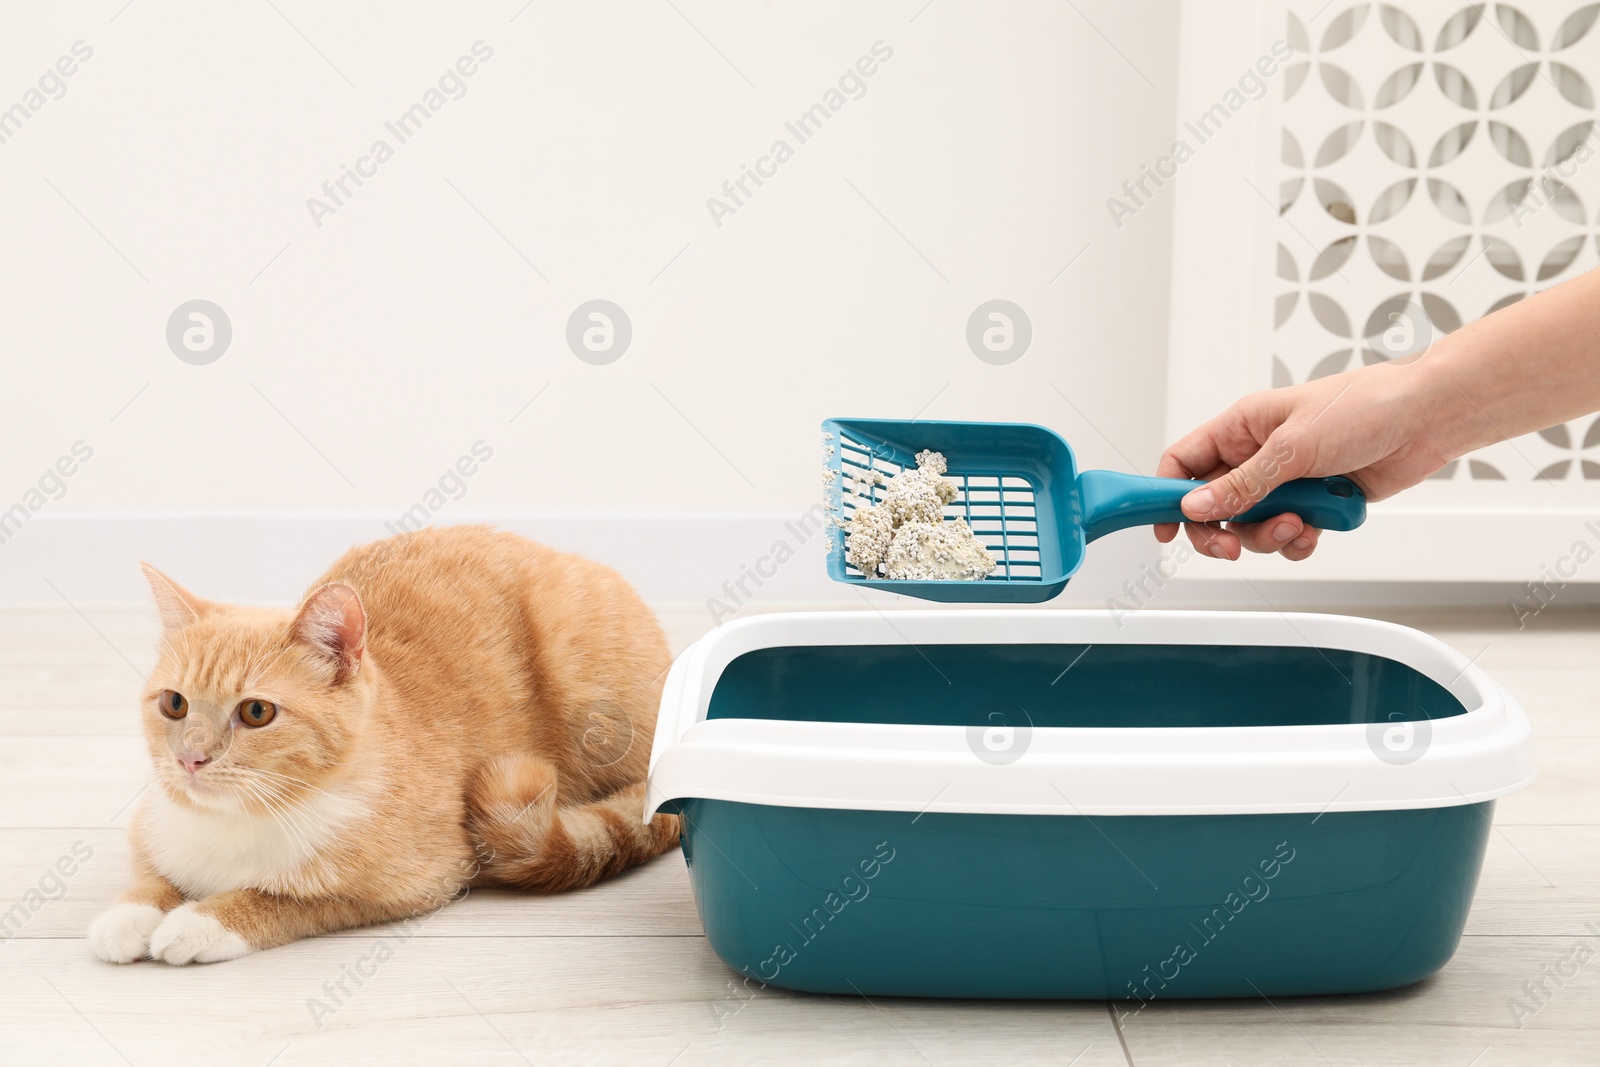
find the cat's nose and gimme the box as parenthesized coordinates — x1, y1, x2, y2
(178, 752, 210, 774)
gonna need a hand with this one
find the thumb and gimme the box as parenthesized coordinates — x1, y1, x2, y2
(1181, 432, 1307, 521)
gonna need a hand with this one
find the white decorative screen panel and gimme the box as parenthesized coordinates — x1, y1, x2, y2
(1275, 1, 1600, 481)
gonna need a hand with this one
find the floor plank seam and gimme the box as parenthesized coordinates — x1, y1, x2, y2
(1106, 1001, 1136, 1065)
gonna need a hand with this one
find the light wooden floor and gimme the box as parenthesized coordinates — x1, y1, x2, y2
(1, 603, 1596, 1066)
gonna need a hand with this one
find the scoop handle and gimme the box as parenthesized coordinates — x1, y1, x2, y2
(1079, 470, 1367, 542)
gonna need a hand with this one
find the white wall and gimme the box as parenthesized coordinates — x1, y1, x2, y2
(0, 1, 1184, 608)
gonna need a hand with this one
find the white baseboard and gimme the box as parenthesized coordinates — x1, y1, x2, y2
(2, 511, 1596, 612)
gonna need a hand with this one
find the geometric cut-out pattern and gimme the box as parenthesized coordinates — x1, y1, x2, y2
(1277, 2, 1600, 479)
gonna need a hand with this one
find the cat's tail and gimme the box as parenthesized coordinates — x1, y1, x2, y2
(467, 755, 680, 892)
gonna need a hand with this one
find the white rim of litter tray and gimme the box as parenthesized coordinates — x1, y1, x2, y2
(644, 610, 1535, 819)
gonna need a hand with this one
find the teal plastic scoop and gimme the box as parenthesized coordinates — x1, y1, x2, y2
(824, 417, 1367, 603)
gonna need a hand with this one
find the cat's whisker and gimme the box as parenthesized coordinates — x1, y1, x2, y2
(247, 765, 395, 804)
(239, 779, 319, 860)
(228, 773, 308, 837)
(230, 777, 273, 818)
(244, 765, 334, 787)
(227, 775, 283, 820)
(251, 773, 349, 841)
(232, 768, 324, 799)
(243, 766, 365, 802)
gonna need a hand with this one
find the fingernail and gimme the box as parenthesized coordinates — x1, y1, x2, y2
(1209, 544, 1229, 559)
(1272, 522, 1298, 544)
(1184, 488, 1215, 517)
(1291, 537, 1312, 551)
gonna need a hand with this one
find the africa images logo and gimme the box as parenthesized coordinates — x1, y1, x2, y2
(1367, 711, 1432, 765)
(967, 707, 1033, 765)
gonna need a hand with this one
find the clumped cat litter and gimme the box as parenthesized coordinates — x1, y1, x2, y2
(841, 449, 996, 581)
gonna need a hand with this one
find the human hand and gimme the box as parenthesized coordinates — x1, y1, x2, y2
(1155, 363, 1450, 560)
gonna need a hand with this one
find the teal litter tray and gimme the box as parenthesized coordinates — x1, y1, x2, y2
(645, 610, 1535, 1000)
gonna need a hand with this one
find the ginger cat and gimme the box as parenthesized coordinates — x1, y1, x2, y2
(88, 526, 679, 965)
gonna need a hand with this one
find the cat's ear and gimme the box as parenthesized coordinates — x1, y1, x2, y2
(140, 563, 210, 631)
(292, 583, 366, 682)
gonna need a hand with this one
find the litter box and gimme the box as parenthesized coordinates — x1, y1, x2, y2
(645, 610, 1534, 1000)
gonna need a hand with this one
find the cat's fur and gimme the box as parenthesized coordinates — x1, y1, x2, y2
(88, 526, 679, 965)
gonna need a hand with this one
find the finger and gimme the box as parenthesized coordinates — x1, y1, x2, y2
(1181, 429, 1309, 523)
(1184, 521, 1239, 560)
(1280, 526, 1321, 561)
(1157, 429, 1222, 483)
(1159, 390, 1294, 483)
(1158, 461, 1234, 545)
(1229, 513, 1304, 555)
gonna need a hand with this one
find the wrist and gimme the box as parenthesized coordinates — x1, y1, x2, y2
(1385, 342, 1492, 464)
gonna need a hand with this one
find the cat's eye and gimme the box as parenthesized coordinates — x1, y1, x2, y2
(237, 699, 277, 728)
(159, 690, 188, 720)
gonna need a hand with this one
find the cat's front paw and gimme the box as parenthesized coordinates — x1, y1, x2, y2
(88, 902, 166, 963)
(149, 902, 252, 965)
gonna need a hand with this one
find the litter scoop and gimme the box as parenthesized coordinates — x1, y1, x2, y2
(824, 418, 1367, 603)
